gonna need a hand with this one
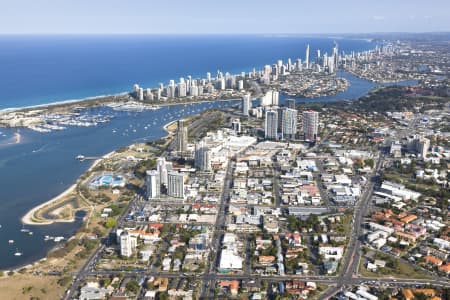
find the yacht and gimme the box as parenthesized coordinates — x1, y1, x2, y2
(20, 225, 30, 233)
(8, 240, 14, 244)
(14, 250, 23, 256)
(54, 236, 64, 242)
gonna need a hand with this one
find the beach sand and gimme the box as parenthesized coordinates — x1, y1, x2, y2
(21, 150, 115, 225)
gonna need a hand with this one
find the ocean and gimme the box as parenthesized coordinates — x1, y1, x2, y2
(0, 35, 387, 270)
(0, 35, 375, 109)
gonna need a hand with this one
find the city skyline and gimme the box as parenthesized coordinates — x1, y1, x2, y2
(1, 0, 450, 34)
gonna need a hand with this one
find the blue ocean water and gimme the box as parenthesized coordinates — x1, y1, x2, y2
(0, 35, 375, 109)
(0, 35, 390, 270)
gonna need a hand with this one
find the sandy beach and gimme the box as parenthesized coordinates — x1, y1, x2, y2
(21, 149, 115, 225)
(21, 184, 77, 225)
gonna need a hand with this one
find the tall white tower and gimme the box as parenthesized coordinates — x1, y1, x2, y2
(305, 44, 310, 69)
(146, 170, 160, 200)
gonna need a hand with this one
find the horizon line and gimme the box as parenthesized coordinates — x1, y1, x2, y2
(0, 31, 450, 36)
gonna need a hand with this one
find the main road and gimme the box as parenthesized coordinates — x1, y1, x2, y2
(200, 156, 235, 299)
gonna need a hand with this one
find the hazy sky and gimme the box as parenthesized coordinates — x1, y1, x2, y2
(1, 0, 449, 34)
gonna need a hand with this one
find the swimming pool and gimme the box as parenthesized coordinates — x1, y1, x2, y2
(90, 173, 125, 188)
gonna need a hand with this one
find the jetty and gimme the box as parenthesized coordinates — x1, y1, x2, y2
(76, 155, 100, 161)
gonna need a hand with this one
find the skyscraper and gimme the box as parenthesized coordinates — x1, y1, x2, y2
(265, 110, 278, 140)
(305, 44, 310, 69)
(333, 42, 339, 71)
(242, 94, 251, 116)
(167, 171, 185, 198)
(167, 80, 176, 98)
(238, 80, 244, 90)
(156, 157, 169, 185)
(278, 107, 298, 139)
(146, 170, 160, 200)
(194, 141, 211, 171)
(178, 81, 187, 97)
(175, 120, 188, 154)
(303, 110, 319, 142)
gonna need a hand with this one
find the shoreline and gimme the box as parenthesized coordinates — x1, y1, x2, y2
(0, 92, 130, 114)
(21, 150, 115, 225)
(21, 184, 78, 225)
(21, 114, 183, 226)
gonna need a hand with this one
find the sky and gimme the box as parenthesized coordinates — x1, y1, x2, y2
(1, 0, 449, 34)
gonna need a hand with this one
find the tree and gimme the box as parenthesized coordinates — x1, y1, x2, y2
(364, 159, 374, 169)
(104, 218, 117, 229)
(126, 280, 140, 294)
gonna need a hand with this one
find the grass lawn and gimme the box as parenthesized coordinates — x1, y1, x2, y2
(359, 256, 432, 279)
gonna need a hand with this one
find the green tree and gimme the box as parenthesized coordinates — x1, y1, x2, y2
(104, 218, 117, 229)
(126, 280, 140, 294)
(364, 159, 374, 169)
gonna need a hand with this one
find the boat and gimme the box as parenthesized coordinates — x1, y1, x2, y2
(8, 240, 14, 244)
(20, 225, 30, 233)
(54, 236, 64, 242)
(28, 231, 33, 235)
(14, 250, 23, 256)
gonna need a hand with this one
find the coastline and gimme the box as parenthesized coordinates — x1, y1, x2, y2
(21, 113, 185, 226)
(21, 149, 115, 225)
(0, 92, 130, 114)
(21, 184, 77, 225)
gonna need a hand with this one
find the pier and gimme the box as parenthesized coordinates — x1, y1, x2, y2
(75, 155, 100, 161)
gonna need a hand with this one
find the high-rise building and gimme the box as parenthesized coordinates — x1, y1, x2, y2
(242, 94, 251, 116)
(286, 99, 296, 110)
(194, 141, 211, 171)
(408, 135, 430, 158)
(167, 171, 185, 198)
(238, 80, 244, 90)
(219, 78, 226, 90)
(133, 84, 140, 95)
(333, 42, 339, 71)
(265, 110, 278, 140)
(157, 157, 168, 185)
(175, 120, 188, 154)
(146, 170, 160, 200)
(156, 88, 162, 100)
(120, 230, 137, 258)
(145, 88, 153, 101)
(167, 80, 176, 98)
(261, 90, 279, 107)
(303, 110, 319, 142)
(305, 44, 310, 69)
(178, 82, 187, 97)
(278, 107, 298, 139)
(296, 58, 302, 71)
(231, 118, 241, 133)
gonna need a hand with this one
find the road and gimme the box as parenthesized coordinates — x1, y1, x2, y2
(65, 124, 450, 299)
(200, 157, 235, 299)
(317, 152, 384, 300)
(63, 194, 141, 300)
